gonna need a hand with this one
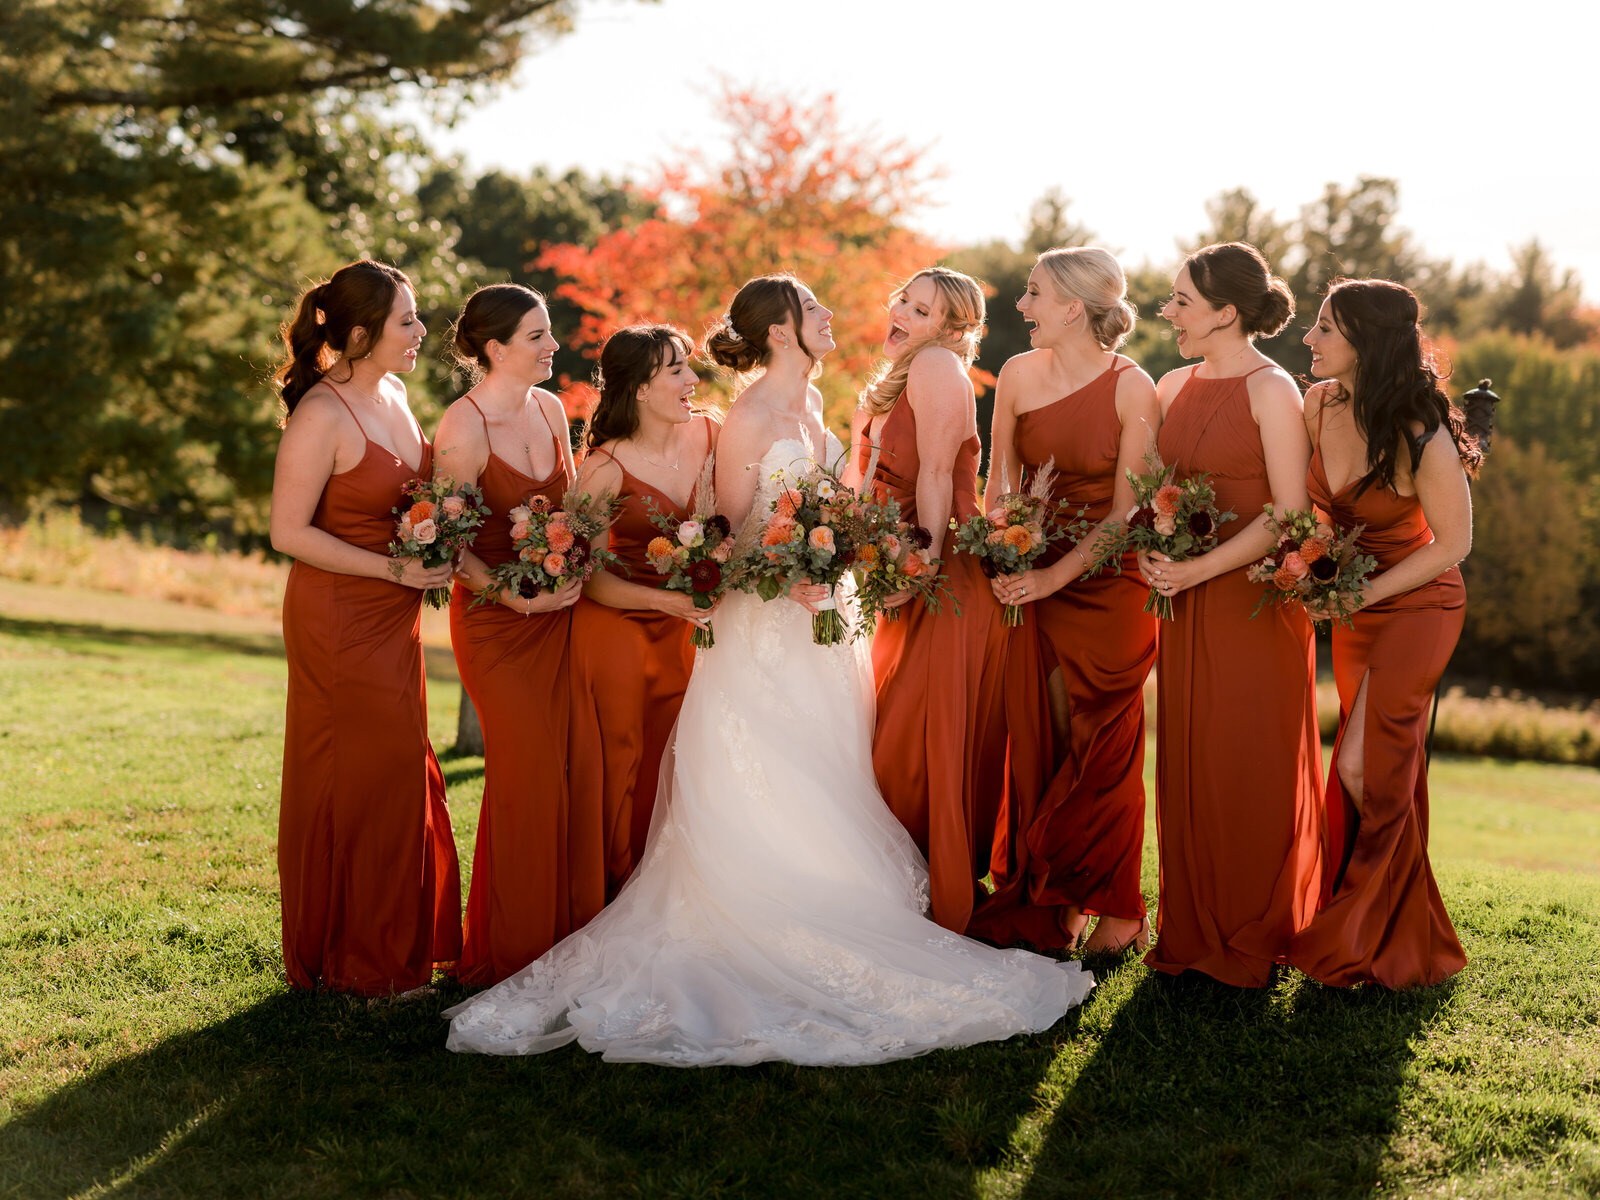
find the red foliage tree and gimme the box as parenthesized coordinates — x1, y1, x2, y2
(538, 87, 946, 425)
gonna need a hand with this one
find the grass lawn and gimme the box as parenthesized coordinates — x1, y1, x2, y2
(1, 590, 1597, 1199)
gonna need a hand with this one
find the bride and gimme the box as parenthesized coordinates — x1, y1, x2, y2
(444, 275, 1094, 1066)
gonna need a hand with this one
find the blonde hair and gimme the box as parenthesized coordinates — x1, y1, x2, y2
(1035, 246, 1137, 350)
(860, 267, 986, 417)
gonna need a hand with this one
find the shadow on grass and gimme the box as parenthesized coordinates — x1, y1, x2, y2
(1018, 958, 1453, 1200)
(0, 987, 1076, 1199)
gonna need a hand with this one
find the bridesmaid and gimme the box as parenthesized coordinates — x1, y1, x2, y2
(570, 325, 718, 896)
(848, 267, 1010, 934)
(269, 260, 461, 995)
(1289, 279, 1475, 988)
(1141, 242, 1323, 987)
(433, 284, 585, 986)
(974, 247, 1161, 954)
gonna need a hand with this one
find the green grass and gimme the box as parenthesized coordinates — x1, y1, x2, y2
(1, 608, 1598, 1199)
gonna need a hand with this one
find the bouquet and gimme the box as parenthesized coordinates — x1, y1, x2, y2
(643, 461, 737, 649)
(853, 497, 957, 638)
(1092, 448, 1235, 620)
(1246, 505, 1376, 628)
(476, 486, 621, 609)
(389, 477, 488, 609)
(744, 452, 873, 645)
(948, 459, 1076, 627)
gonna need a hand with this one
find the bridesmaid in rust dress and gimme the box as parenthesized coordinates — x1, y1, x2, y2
(974, 247, 1161, 954)
(1141, 242, 1323, 987)
(434, 284, 585, 985)
(269, 261, 461, 995)
(1290, 279, 1475, 988)
(570, 325, 718, 896)
(846, 267, 1010, 935)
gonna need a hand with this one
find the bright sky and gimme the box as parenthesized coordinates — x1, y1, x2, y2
(421, 0, 1599, 298)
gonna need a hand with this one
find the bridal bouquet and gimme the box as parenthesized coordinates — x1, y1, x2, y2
(644, 462, 737, 649)
(1246, 505, 1376, 628)
(853, 499, 956, 638)
(745, 454, 873, 645)
(948, 459, 1077, 627)
(389, 477, 488, 609)
(1091, 448, 1235, 620)
(476, 487, 621, 609)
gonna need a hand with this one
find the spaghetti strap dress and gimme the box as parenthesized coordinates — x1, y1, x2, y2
(1288, 426, 1467, 988)
(1145, 366, 1323, 986)
(567, 418, 709, 896)
(450, 396, 587, 986)
(970, 362, 1159, 947)
(278, 385, 461, 995)
(858, 394, 1013, 934)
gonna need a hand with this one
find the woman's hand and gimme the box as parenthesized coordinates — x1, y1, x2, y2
(1301, 586, 1367, 624)
(1138, 550, 1207, 599)
(503, 577, 584, 615)
(655, 589, 720, 629)
(879, 589, 914, 609)
(391, 556, 456, 590)
(788, 582, 832, 615)
(991, 566, 1059, 608)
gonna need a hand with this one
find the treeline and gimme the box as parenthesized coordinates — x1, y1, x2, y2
(1, 2, 1595, 688)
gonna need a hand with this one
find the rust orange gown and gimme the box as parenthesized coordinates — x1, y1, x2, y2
(1145, 366, 1322, 986)
(567, 420, 709, 896)
(970, 362, 1159, 947)
(451, 397, 592, 985)
(860, 395, 1012, 934)
(1288, 432, 1467, 988)
(278, 387, 461, 995)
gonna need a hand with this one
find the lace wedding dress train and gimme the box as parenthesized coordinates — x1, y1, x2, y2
(444, 436, 1093, 1066)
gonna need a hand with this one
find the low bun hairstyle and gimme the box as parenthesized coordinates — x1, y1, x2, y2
(587, 324, 696, 450)
(275, 260, 411, 415)
(1184, 242, 1295, 338)
(1324, 277, 1482, 495)
(705, 274, 812, 374)
(451, 283, 546, 380)
(1035, 246, 1137, 349)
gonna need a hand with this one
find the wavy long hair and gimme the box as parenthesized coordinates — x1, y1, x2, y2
(860, 268, 986, 418)
(1324, 278, 1482, 495)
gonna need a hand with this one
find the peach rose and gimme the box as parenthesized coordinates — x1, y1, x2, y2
(546, 523, 575, 553)
(441, 495, 466, 519)
(1272, 566, 1300, 592)
(711, 538, 734, 563)
(985, 528, 1006, 545)
(1004, 524, 1033, 554)
(808, 525, 835, 554)
(519, 545, 539, 562)
(776, 489, 804, 519)
(902, 551, 927, 578)
(1153, 513, 1177, 537)
(397, 518, 414, 541)
(544, 552, 567, 576)
(1315, 522, 1334, 540)
(406, 500, 436, 524)
(1298, 537, 1330, 564)
(1283, 551, 1310, 579)
(986, 506, 1010, 528)
(882, 534, 902, 560)
(509, 520, 532, 542)
(508, 504, 533, 525)
(411, 518, 438, 545)
(1154, 484, 1182, 518)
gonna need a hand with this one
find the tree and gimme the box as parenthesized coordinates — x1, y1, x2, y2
(536, 87, 944, 428)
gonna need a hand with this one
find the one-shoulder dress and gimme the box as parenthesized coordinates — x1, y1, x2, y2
(1288, 427, 1467, 988)
(1145, 366, 1322, 986)
(279, 386, 461, 994)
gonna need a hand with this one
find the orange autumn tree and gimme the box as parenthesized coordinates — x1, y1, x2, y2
(537, 87, 945, 427)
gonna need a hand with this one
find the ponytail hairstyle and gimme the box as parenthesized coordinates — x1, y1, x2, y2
(705, 274, 816, 376)
(1324, 277, 1482, 495)
(587, 324, 696, 450)
(275, 260, 412, 415)
(450, 282, 547, 382)
(1183, 242, 1295, 338)
(860, 267, 986, 418)
(1035, 246, 1137, 349)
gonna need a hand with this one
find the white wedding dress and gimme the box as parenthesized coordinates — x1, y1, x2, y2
(444, 434, 1093, 1065)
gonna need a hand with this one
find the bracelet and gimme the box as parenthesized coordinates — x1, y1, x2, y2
(1072, 545, 1089, 572)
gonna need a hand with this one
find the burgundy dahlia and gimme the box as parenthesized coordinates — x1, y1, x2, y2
(1309, 556, 1338, 583)
(688, 559, 723, 593)
(908, 524, 934, 551)
(705, 514, 732, 539)
(1188, 510, 1214, 537)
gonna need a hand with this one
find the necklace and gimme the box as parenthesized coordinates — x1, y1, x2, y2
(633, 432, 681, 472)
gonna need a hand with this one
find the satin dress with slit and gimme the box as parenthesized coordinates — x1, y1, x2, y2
(567, 419, 709, 896)
(278, 386, 461, 995)
(1288, 431, 1467, 988)
(970, 362, 1159, 948)
(451, 396, 588, 986)
(1145, 366, 1323, 986)
(859, 394, 1015, 934)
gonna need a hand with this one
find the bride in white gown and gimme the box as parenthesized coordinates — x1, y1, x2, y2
(444, 275, 1093, 1066)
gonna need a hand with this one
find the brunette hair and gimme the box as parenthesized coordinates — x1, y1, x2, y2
(860, 267, 986, 417)
(275, 260, 411, 414)
(705, 274, 816, 373)
(1184, 242, 1294, 338)
(1324, 278, 1482, 495)
(451, 283, 547, 380)
(587, 324, 696, 449)
(1035, 246, 1137, 349)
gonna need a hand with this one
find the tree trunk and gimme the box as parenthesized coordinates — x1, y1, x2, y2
(454, 683, 484, 758)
